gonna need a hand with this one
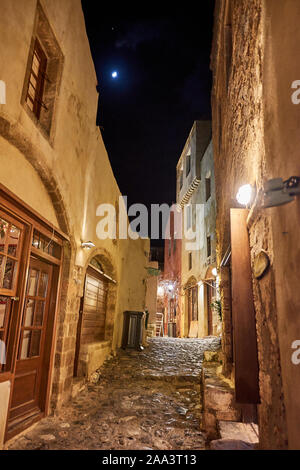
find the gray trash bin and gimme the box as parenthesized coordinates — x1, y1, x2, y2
(121, 311, 145, 350)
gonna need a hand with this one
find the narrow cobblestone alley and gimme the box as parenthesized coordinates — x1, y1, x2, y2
(7, 337, 221, 451)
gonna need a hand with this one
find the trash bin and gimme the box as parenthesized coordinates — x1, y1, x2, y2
(121, 311, 145, 350)
(168, 322, 176, 337)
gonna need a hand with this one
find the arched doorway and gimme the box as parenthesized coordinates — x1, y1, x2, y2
(185, 276, 198, 337)
(204, 265, 217, 336)
(74, 256, 113, 378)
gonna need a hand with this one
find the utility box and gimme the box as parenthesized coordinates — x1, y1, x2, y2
(121, 311, 145, 350)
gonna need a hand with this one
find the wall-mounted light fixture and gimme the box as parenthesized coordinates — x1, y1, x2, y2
(212, 267, 218, 277)
(236, 184, 256, 207)
(262, 176, 300, 208)
(157, 285, 164, 296)
(81, 240, 95, 249)
(236, 177, 300, 209)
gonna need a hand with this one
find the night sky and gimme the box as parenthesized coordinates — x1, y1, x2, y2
(81, 3, 215, 244)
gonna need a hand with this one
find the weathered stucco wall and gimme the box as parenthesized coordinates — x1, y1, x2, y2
(211, 0, 290, 449)
(0, 136, 59, 226)
(0, 0, 149, 440)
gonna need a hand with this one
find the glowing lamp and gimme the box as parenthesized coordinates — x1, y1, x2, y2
(157, 286, 164, 296)
(81, 241, 95, 249)
(236, 184, 255, 206)
(212, 267, 218, 277)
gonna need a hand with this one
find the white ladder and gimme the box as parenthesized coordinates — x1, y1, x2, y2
(156, 313, 164, 337)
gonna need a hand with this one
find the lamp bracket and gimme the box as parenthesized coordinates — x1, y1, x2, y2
(262, 176, 300, 208)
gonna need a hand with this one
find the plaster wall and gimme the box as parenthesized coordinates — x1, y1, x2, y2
(0, 0, 149, 439)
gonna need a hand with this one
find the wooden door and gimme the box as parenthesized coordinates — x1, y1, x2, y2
(8, 257, 53, 427)
(0, 210, 27, 377)
(207, 283, 213, 336)
(230, 209, 260, 404)
(74, 266, 108, 377)
(187, 288, 192, 330)
(81, 267, 108, 344)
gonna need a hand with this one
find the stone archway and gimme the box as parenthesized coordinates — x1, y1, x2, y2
(84, 249, 118, 343)
(74, 249, 118, 379)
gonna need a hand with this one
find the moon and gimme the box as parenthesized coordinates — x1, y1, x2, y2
(111, 71, 118, 79)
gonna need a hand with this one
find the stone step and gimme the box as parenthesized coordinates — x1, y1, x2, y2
(210, 421, 259, 449)
(201, 364, 242, 439)
(209, 438, 256, 450)
(71, 377, 87, 398)
(218, 420, 259, 443)
(203, 350, 223, 363)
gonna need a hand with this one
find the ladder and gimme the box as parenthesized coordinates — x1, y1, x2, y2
(156, 312, 164, 337)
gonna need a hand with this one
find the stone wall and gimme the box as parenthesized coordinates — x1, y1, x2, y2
(211, 0, 290, 449)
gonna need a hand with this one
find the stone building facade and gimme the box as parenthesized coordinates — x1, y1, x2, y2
(176, 121, 220, 339)
(0, 0, 149, 446)
(211, 0, 300, 450)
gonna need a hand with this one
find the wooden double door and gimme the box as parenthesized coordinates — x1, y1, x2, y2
(8, 257, 53, 432)
(0, 205, 62, 440)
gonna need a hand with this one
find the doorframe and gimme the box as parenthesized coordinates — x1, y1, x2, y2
(206, 281, 214, 336)
(0, 183, 68, 441)
(230, 208, 260, 404)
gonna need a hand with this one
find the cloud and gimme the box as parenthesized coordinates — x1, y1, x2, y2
(115, 21, 166, 50)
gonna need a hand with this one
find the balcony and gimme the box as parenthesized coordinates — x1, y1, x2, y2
(177, 121, 212, 207)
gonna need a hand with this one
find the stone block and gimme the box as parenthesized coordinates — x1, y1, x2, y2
(218, 420, 259, 444)
(202, 365, 242, 440)
(203, 350, 222, 363)
(210, 439, 256, 450)
(77, 340, 111, 378)
(202, 410, 218, 440)
(72, 378, 87, 398)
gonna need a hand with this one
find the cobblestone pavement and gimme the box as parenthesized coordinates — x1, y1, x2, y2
(7, 336, 221, 451)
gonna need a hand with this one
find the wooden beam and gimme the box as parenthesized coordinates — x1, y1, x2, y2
(230, 209, 260, 404)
